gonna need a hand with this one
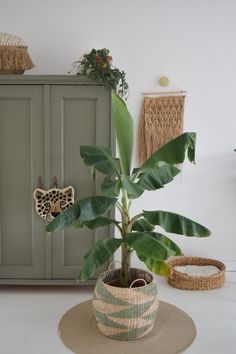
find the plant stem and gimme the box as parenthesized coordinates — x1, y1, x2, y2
(120, 188, 131, 287)
(128, 213, 144, 233)
(115, 202, 123, 214)
(114, 223, 122, 234)
(121, 244, 131, 287)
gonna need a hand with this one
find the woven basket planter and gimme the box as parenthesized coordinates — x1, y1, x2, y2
(168, 257, 225, 290)
(93, 268, 159, 341)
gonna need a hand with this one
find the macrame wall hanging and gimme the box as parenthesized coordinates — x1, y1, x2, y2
(138, 76, 186, 165)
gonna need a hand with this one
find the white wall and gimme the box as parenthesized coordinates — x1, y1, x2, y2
(1, 0, 236, 269)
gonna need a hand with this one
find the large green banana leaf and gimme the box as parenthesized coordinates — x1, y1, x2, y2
(143, 211, 211, 237)
(45, 203, 80, 233)
(80, 145, 121, 177)
(147, 232, 182, 255)
(136, 162, 180, 191)
(73, 216, 120, 230)
(122, 176, 144, 199)
(46, 196, 117, 232)
(141, 132, 196, 172)
(125, 232, 175, 261)
(112, 91, 134, 175)
(138, 255, 172, 277)
(101, 177, 121, 197)
(131, 217, 155, 232)
(76, 196, 117, 221)
(77, 237, 123, 281)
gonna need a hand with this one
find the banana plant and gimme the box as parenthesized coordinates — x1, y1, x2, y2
(46, 92, 211, 287)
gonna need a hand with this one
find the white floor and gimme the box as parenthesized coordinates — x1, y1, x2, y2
(0, 273, 236, 354)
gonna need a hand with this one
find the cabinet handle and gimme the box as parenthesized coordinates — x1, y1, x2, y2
(52, 176, 59, 188)
(37, 176, 44, 189)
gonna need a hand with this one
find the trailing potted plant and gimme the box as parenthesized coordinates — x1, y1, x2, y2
(70, 48, 129, 99)
(46, 92, 211, 341)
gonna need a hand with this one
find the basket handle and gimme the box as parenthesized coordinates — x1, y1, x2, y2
(130, 278, 147, 288)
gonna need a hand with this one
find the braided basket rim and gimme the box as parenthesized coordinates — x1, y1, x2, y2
(99, 267, 155, 290)
(168, 257, 225, 280)
(167, 257, 225, 290)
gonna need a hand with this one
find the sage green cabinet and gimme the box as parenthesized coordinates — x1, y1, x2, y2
(0, 76, 114, 284)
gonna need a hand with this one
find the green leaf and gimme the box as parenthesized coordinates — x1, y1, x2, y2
(78, 196, 117, 221)
(122, 176, 144, 199)
(112, 91, 134, 175)
(131, 218, 155, 232)
(137, 162, 180, 191)
(46, 203, 80, 233)
(73, 216, 119, 230)
(101, 177, 121, 197)
(140, 257, 172, 277)
(125, 232, 175, 261)
(141, 132, 196, 172)
(147, 232, 182, 255)
(46, 196, 117, 232)
(143, 211, 211, 237)
(77, 237, 123, 281)
(80, 145, 121, 177)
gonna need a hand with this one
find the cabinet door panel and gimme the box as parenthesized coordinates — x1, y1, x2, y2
(50, 85, 113, 279)
(0, 85, 45, 278)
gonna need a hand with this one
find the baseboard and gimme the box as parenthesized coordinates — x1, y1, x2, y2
(224, 260, 236, 272)
(0, 279, 96, 286)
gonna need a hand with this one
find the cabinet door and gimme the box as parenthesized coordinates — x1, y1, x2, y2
(50, 85, 113, 279)
(0, 85, 46, 279)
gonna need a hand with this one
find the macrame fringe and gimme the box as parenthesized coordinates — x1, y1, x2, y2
(138, 103, 148, 166)
(0, 46, 34, 74)
(138, 96, 185, 165)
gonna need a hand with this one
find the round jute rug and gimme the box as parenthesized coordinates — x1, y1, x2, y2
(58, 300, 196, 354)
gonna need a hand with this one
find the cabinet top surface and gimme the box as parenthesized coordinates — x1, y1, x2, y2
(0, 75, 104, 85)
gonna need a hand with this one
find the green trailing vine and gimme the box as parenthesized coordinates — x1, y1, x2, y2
(70, 48, 129, 99)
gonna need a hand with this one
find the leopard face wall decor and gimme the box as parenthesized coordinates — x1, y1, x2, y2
(33, 186, 75, 221)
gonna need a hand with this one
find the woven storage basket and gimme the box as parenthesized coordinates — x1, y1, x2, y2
(93, 268, 159, 341)
(0, 33, 34, 74)
(168, 257, 225, 290)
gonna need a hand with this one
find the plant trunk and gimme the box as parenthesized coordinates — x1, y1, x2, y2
(120, 188, 131, 287)
(121, 244, 131, 287)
